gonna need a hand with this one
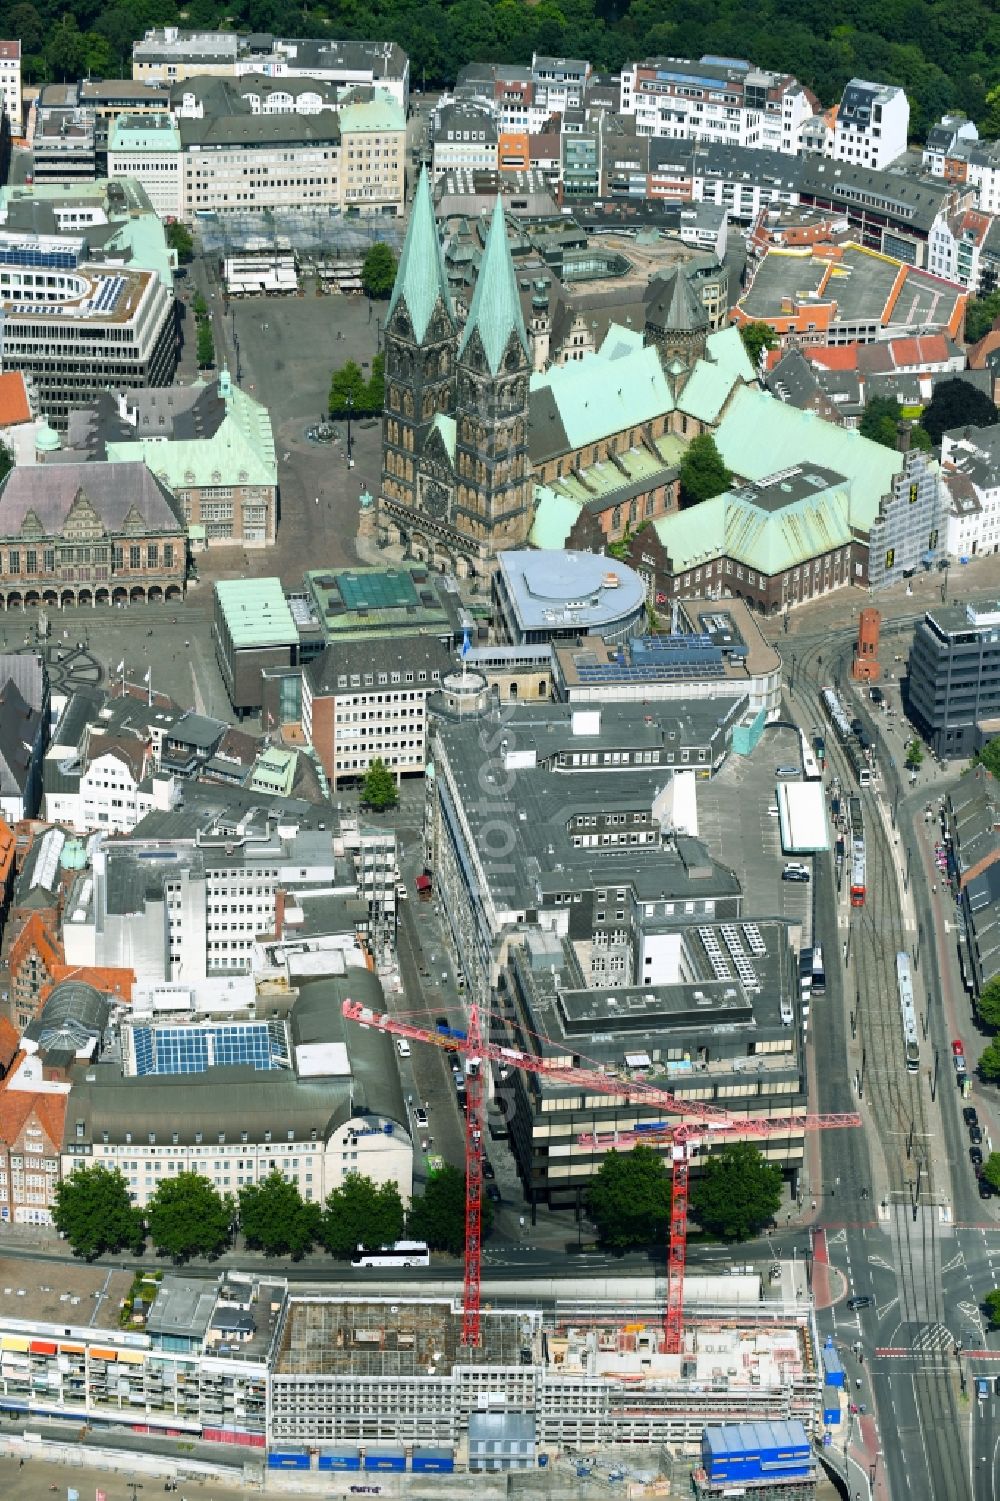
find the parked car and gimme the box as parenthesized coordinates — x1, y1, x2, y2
(980, 1179, 993, 1200)
(482, 1159, 496, 1180)
(782, 864, 810, 882)
(964, 1107, 979, 1128)
(971, 1124, 984, 1144)
(413, 1106, 428, 1129)
(486, 1183, 502, 1203)
(971, 1146, 984, 1166)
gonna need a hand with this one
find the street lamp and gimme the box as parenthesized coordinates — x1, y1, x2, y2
(346, 393, 354, 467)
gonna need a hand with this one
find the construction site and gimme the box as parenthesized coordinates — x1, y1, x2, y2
(268, 1282, 823, 1457)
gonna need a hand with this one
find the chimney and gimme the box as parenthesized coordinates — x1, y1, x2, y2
(274, 887, 286, 940)
(896, 420, 912, 453)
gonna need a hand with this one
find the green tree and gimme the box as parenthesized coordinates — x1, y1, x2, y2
(975, 737, 1000, 779)
(984, 1153, 1000, 1195)
(980, 1039, 1000, 1083)
(238, 1171, 321, 1259)
(329, 359, 369, 417)
(147, 1172, 234, 1261)
(196, 319, 215, 369)
(985, 1287, 1000, 1328)
(166, 220, 195, 264)
(366, 351, 385, 412)
(860, 394, 902, 449)
(965, 290, 1000, 345)
(689, 1142, 783, 1242)
(362, 242, 398, 299)
(407, 1163, 493, 1255)
(678, 433, 731, 508)
(905, 739, 924, 770)
(739, 320, 778, 368)
(192, 291, 207, 319)
(585, 1144, 671, 1251)
(361, 756, 398, 810)
(978, 977, 1000, 1030)
(46, 15, 87, 80)
(322, 1173, 405, 1258)
(921, 378, 1000, 447)
(8, 4, 44, 57)
(52, 1164, 144, 1261)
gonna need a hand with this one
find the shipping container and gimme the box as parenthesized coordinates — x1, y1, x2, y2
(318, 1446, 361, 1471)
(365, 1446, 406, 1472)
(268, 1450, 310, 1470)
(412, 1447, 455, 1473)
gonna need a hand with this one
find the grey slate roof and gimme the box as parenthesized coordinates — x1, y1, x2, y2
(0, 462, 183, 537)
(306, 634, 453, 696)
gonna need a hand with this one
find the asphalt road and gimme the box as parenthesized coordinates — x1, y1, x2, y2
(791, 623, 996, 1501)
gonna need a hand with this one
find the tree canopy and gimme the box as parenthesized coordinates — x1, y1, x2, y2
(362, 242, 398, 300)
(966, 291, 1000, 345)
(739, 321, 778, 368)
(980, 1039, 1000, 1083)
(860, 395, 903, 450)
(975, 737, 1000, 780)
(979, 978, 1000, 1031)
(407, 1162, 492, 1255)
(322, 1173, 406, 1258)
(985, 1287, 1000, 1329)
(689, 1143, 783, 1242)
(585, 1144, 671, 1251)
(238, 1171, 321, 1259)
(921, 379, 1000, 447)
(329, 358, 381, 417)
(147, 1172, 234, 1261)
(10, 0, 1000, 145)
(905, 739, 924, 770)
(678, 433, 731, 509)
(166, 220, 195, 264)
(52, 1164, 144, 1261)
(983, 1153, 1000, 1195)
(361, 756, 398, 810)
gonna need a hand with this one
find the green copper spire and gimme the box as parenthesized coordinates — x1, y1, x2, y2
(387, 166, 453, 343)
(458, 198, 529, 375)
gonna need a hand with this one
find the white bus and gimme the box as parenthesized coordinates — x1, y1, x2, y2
(351, 1240, 430, 1268)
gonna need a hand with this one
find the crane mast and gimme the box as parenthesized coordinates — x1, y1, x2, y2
(342, 999, 860, 1353)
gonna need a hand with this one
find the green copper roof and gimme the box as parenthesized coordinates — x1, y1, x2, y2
(458, 198, 529, 375)
(714, 385, 902, 530)
(651, 477, 855, 577)
(388, 166, 453, 344)
(529, 485, 583, 549)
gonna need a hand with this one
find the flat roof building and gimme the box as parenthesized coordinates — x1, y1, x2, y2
(493, 549, 647, 645)
(908, 602, 1000, 759)
(213, 578, 300, 716)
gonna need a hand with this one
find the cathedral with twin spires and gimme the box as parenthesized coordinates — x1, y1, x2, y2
(377, 169, 533, 576)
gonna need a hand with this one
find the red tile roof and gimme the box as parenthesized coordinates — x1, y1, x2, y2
(0, 42, 21, 60)
(0, 372, 30, 428)
(800, 345, 859, 372)
(0, 1069, 67, 1153)
(0, 1018, 19, 1073)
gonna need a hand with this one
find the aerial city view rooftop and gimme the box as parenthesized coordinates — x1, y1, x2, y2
(1, 9, 1000, 1500)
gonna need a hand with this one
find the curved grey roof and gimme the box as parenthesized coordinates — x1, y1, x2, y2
(25, 981, 110, 1054)
(292, 968, 407, 1128)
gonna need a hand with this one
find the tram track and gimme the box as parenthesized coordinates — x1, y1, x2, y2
(794, 642, 969, 1501)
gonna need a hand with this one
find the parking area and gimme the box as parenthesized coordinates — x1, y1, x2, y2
(698, 727, 816, 932)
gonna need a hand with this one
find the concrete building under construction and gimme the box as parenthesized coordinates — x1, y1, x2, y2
(0, 1266, 822, 1463)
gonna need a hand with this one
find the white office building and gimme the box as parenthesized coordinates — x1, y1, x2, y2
(828, 79, 909, 171)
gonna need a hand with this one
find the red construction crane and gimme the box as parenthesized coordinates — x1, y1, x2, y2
(341, 998, 859, 1351)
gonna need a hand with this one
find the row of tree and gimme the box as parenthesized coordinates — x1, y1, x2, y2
(586, 1142, 783, 1246)
(16, 0, 1000, 142)
(53, 1161, 479, 1262)
(191, 291, 215, 371)
(55, 1141, 783, 1265)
